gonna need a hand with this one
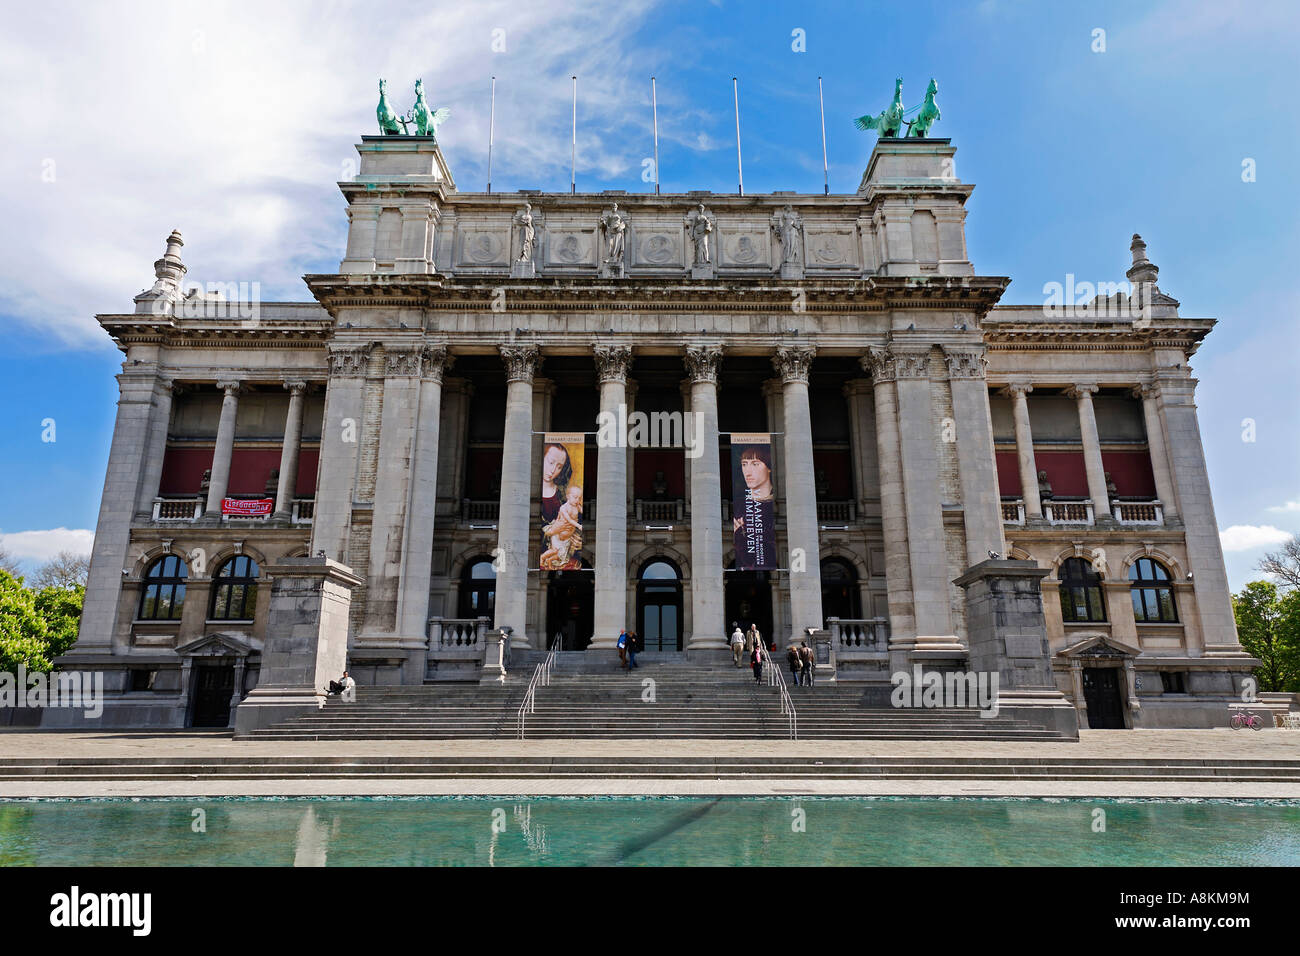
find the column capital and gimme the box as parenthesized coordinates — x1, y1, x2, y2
(1065, 383, 1099, 399)
(860, 347, 895, 383)
(327, 344, 373, 378)
(215, 379, 243, 395)
(998, 381, 1034, 399)
(593, 343, 633, 384)
(345, 204, 382, 223)
(683, 344, 723, 384)
(382, 346, 425, 378)
(941, 346, 987, 380)
(283, 379, 309, 395)
(890, 348, 931, 380)
(421, 345, 452, 383)
(772, 345, 816, 384)
(499, 343, 541, 384)
(1131, 382, 1158, 401)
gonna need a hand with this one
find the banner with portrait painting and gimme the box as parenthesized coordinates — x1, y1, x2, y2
(538, 433, 585, 571)
(730, 433, 777, 570)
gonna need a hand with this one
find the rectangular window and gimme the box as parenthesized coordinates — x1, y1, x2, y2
(1161, 671, 1187, 694)
(131, 670, 158, 692)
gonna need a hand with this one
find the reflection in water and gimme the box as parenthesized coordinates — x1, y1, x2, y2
(2, 798, 1298, 867)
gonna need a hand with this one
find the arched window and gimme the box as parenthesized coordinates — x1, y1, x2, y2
(458, 557, 497, 619)
(1129, 558, 1177, 623)
(138, 554, 188, 621)
(1059, 557, 1106, 623)
(210, 555, 260, 621)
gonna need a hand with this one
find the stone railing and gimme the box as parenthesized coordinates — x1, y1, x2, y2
(291, 499, 314, 524)
(429, 617, 490, 648)
(1044, 500, 1094, 526)
(461, 500, 500, 522)
(816, 500, 857, 523)
(635, 498, 684, 522)
(152, 497, 202, 521)
(1112, 499, 1163, 525)
(1001, 499, 1026, 524)
(828, 617, 890, 656)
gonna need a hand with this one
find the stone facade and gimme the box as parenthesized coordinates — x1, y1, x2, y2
(51, 133, 1255, 731)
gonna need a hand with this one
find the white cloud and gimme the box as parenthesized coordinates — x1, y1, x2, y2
(0, 528, 94, 566)
(0, 0, 660, 348)
(1219, 524, 1293, 553)
(1267, 501, 1300, 513)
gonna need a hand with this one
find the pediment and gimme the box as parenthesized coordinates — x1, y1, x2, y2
(175, 632, 254, 658)
(1057, 633, 1140, 660)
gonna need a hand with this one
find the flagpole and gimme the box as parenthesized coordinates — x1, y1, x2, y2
(487, 76, 496, 193)
(651, 76, 660, 195)
(818, 76, 829, 196)
(732, 77, 744, 196)
(571, 75, 577, 194)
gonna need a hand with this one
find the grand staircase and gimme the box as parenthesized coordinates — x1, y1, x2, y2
(237, 653, 1065, 741)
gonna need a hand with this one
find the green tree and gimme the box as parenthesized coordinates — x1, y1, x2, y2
(1233, 580, 1300, 692)
(0, 570, 84, 673)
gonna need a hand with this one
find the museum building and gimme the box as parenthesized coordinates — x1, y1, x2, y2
(51, 126, 1254, 732)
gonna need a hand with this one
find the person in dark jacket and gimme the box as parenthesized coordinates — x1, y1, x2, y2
(751, 643, 765, 684)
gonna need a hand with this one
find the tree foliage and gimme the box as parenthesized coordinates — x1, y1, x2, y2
(1233, 580, 1300, 693)
(1259, 535, 1300, 591)
(0, 569, 84, 673)
(30, 551, 90, 590)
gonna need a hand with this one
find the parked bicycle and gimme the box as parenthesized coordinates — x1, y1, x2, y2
(1229, 710, 1265, 730)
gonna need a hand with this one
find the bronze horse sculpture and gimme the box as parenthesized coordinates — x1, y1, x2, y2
(854, 78, 905, 138)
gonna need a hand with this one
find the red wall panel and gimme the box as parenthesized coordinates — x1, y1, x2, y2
(633, 449, 686, 498)
(158, 447, 212, 495)
(295, 448, 319, 497)
(1031, 451, 1089, 497)
(995, 451, 1021, 496)
(812, 449, 854, 498)
(1101, 450, 1157, 498)
(227, 449, 281, 495)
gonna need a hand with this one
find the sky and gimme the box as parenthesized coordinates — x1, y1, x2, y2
(0, 0, 1297, 589)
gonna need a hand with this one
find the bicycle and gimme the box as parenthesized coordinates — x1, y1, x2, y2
(1229, 710, 1265, 730)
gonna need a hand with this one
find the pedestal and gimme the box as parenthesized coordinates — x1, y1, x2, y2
(511, 260, 535, 278)
(953, 559, 1079, 739)
(691, 263, 715, 279)
(233, 558, 362, 734)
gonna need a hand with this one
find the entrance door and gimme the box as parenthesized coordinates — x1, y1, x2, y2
(191, 664, 235, 727)
(1082, 667, 1125, 729)
(546, 564, 594, 650)
(637, 560, 683, 651)
(725, 567, 773, 648)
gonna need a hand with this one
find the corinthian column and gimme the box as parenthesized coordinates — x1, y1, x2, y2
(591, 344, 633, 650)
(1068, 383, 1111, 522)
(494, 344, 541, 648)
(274, 381, 308, 519)
(684, 344, 725, 650)
(1001, 383, 1041, 519)
(774, 346, 823, 645)
(205, 380, 242, 516)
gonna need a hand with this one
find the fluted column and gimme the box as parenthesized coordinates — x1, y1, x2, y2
(862, 350, 915, 645)
(273, 381, 308, 519)
(592, 344, 632, 650)
(1068, 384, 1111, 521)
(1002, 383, 1041, 519)
(889, 347, 956, 646)
(493, 344, 541, 648)
(135, 377, 175, 517)
(684, 344, 725, 650)
(205, 380, 241, 516)
(398, 347, 451, 639)
(944, 347, 1006, 564)
(774, 346, 823, 645)
(1133, 383, 1179, 522)
(310, 344, 371, 563)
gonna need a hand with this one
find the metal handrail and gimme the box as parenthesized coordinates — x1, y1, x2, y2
(763, 646, 797, 740)
(516, 646, 558, 739)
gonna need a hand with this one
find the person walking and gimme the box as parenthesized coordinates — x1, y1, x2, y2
(730, 622, 745, 667)
(627, 630, 640, 670)
(751, 642, 765, 684)
(800, 641, 816, 689)
(617, 629, 628, 669)
(786, 644, 803, 687)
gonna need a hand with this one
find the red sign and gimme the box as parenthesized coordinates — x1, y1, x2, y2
(221, 498, 273, 516)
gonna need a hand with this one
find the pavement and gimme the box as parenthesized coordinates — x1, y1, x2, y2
(1, 729, 1297, 799)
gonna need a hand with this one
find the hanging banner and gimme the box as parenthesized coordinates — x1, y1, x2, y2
(539, 433, 585, 571)
(221, 498, 273, 516)
(730, 433, 776, 570)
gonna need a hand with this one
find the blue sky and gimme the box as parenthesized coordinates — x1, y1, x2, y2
(0, 0, 1297, 588)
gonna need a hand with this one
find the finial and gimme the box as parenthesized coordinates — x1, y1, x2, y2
(1126, 232, 1158, 285)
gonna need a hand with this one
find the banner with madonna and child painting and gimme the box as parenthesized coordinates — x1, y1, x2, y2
(538, 433, 585, 571)
(730, 433, 777, 571)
